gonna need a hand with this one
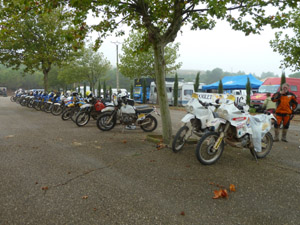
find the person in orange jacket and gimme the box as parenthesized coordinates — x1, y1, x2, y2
(271, 83, 298, 142)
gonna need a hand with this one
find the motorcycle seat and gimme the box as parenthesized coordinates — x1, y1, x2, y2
(135, 105, 150, 109)
(136, 107, 154, 114)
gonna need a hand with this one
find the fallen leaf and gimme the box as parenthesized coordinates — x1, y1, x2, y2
(93, 208, 97, 211)
(82, 195, 88, 199)
(95, 146, 101, 149)
(123, 140, 127, 144)
(5, 135, 15, 138)
(150, 160, 156, 162)
(42, 186, 48, 190)
(185, 165, 191, 168)
(230, 184, 236, 192)
(156, 143, 165, 150)
(180, 211, 185, 216)
(213, 189, 228, 199)
(72, 142, 82, 146)
(35, 182, 38, 185)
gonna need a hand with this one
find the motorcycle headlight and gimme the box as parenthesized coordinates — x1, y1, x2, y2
(185, 105, 194, 113)
(217, 108, 228, 119)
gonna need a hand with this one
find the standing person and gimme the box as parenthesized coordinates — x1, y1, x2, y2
(271, 83, 298, 142)
(262, 92, 276, 113)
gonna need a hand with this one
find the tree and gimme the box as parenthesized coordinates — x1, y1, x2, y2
(103, 81, 107, 102)
(246, 77, 251, 105)
(260, 72, 277, 79)
(119, 31, 182, 79)
(0, 7, 77, 92)
(218, 80, 223, 94)
(173, 73, 178, 107)
(130, 84, 134, 99)
(194, 72, 200, 92)
(58, 46, 111, 92)
(15, 1, 299, 144)
(280, 70, 286, 90)
(84, 82, 87, 97)
(270, 9, 300, 71)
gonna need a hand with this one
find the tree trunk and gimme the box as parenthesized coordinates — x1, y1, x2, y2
(43, 70, 49, 92)
(153, 42, 172, 145)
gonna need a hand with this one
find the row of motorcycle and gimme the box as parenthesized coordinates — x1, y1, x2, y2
(10, 90, 160, 132)
(171, 93, 276, 165)
(11, 90, 276, 165)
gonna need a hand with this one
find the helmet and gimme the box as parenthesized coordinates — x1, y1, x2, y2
(86, 91, 91, 97)
(72, 91, 78, 97)
(66, 90, 71, 96)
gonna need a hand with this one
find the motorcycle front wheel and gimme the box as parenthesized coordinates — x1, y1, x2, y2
(250, 132, 273, 159)
(61, 108, 72, 120)
(51, 104, 63, 116)
(71, 108, 80, 122)
(172, 126, 189, 153)
(195, 132, 224, 165)
(96, 112, 116, 131)
(140, 115, 157, 132)
(76, 112, 90, 127)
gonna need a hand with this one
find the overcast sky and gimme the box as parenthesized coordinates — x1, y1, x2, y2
(88, 19, 294, 77)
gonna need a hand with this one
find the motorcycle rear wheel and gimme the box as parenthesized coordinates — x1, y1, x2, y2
(172, 126, 189, 153)
(250, 132, 273, 159)
(140, 115, 157, 132)
(195, 132, 224, 165)
(96, 112, 116, 131)
(76, 112, 90, 127)
(71, 108, 80, 122)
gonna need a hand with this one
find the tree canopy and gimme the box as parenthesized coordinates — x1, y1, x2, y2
(119, 30, 182, 79)
(270, 9, 300, 72)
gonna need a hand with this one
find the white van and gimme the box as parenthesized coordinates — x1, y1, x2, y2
(149, 81, 174, 105)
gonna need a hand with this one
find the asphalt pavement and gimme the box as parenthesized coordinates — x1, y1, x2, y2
(1, 96, 300, 225)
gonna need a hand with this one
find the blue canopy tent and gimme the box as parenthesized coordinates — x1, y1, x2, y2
(202, 74, 262, 90)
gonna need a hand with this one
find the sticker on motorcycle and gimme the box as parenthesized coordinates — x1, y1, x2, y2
(138, 113, 146, 120)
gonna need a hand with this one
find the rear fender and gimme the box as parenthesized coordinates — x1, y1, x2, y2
(181, 113, 195, 123)
(207, 118, 227, 131)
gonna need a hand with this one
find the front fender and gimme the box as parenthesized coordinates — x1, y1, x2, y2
(101, 106, 115, 112)
(181, 113, 195, 123)
(207, 118, 227, 130)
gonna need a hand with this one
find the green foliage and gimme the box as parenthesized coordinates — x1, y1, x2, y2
(246, 77, 251, 105)
(0, 7, 77, 91)
(173, 73, 178, 106)
(58, 45, 111, 92)
(118, 30, 182, 79)
(289, 72, 300, 78)
(249, 108, 256, 114)
(218, 80, 223, 94)
(194, 72, 200, 92)
(270, 9, 300, 71)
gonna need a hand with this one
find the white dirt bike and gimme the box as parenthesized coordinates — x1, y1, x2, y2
(195, 95, 276, 165)
(172, 93, 218, 153)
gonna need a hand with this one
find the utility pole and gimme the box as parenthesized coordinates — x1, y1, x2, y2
(111, 41, 122, 91)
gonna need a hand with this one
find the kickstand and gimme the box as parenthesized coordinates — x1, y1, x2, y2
(251, 148, 258, 163)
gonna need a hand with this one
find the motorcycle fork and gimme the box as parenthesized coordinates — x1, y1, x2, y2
(107, 111, 116, 124)
(213, 123, 230, 151)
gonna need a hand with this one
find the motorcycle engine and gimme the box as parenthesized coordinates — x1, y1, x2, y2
(120, 105, 136, 125)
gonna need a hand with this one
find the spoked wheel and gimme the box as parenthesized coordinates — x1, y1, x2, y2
(10, 96, 16, 102)
(172, 126, 189, 153)
(76, 112, 90, 127)
(96, 112, 116, 131)
(195, 132, 224, 165)
(51, 104, 63, 116)
(61, 108, 72, 120)
(44, 103, 52, 113)
(140, 115, 157, 132)
(250, 132, 273, 159)
(71, 108, 80, 122)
